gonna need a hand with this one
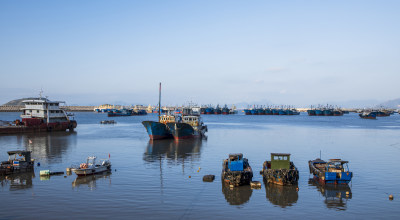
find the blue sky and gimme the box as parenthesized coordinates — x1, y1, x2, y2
(1, 1, 399, 107)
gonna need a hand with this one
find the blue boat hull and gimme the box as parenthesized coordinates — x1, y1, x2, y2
(142, 121, 172, 140)
(166, 122, 196, 140)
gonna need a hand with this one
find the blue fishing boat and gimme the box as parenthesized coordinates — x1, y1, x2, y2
(244, 109, 251, 115)
(205, 106, 214, 114)
(221, 105, 229, 115)
(166, 107, 207, 140)
(107, 108, 133, 117)
(315, 109, 324, 116)
(142, 115, 175, 140)
(309, 158, 352, 184)
(214, 105, 222, 114)
(265, 108, 273, 115)
(278, 109, 287, 115)
(359, 112, 376, 119)
(307, 109, 316, 116)
(250, 109, 258, 115)
(323, 109, 333, 116)
(222, 153, 253, 186)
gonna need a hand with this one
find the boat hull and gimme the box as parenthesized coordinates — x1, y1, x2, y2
(166, 122, 198, 140)
(0, 120, 77, 135)
(261, 161, 299, 185)
(222, 159, 253, 186)
(73, 166, 111, 176)
(142, 121, 172, 140)
(309, 160, 352, 185)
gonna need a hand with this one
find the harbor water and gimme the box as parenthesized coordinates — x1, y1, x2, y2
(1, 112, 400, 219)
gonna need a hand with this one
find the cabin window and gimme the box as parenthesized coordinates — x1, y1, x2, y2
(283, 156, 287, 160)
(274, 156, 278, 160)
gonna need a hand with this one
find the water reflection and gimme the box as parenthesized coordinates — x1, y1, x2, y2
(72, 171, 112, 189)
(264, 182, 298, 208)
(308, 179, 352, 210)
(0, 172, 35, 191)
(17, 132, 77, 164)
(143, 139, 202, 164)
(221, 183, 253, 205)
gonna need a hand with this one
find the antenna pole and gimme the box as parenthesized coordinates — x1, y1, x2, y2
(320, 150, 321, 159)
(158, 82, 161, 119)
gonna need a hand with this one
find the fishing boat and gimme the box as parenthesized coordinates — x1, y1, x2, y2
(309, 158, 352, 184)
(166, 107, 207, 140)
(107, 108, 133, 117)
(214, 105, 222, 114)
(73, 156, 111, 176)
(359, 111, 376, 119)
(261, 153, 299, 185)
(0, 95, 77, 134)
(142, 83, 175, 140)
(222, 153, 253, 186)
(221, 105, 230, 115)
(0, 151, 34, 176)
(244, 109, 251, 115)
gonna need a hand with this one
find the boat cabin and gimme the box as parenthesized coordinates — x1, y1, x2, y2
(327, 159, 349, 172)
(270, 153, 291, 170)
(182, 115, 199, 127)
(159, 115, 176, 124)
(20, 98, 70, 123)
(228, 153, 244, 171)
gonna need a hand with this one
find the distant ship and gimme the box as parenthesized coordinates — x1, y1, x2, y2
(0, 96, 77, 134)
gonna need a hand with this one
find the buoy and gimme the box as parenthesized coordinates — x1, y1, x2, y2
(197, 170, 200, 172)
(389, 194, 394, 200)
(189, 176, 191, 178)
(64, 176, 67, 178)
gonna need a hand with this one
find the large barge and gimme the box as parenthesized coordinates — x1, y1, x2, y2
(0, 97, 77, 134)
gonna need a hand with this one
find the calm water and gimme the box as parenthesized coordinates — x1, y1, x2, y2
(1, 112, 400, 219)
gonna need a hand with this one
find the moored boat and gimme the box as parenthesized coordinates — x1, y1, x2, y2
(359, 112, 376, 119)
(309, 158, 352, 184)
(222, 153, 253, 186)
(73, 156, 111, 176)
(142, 115, 175, 140)
(166, 108, 207, 140)
(221, 105, 230, 115)
(0, 151, 34, 176)
(261, 153, 299, 185)
(0, 96, 77, 134)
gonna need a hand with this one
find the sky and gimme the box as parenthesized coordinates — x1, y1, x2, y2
(1, 0, 399, 107)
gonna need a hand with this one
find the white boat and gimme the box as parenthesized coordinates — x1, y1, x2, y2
(73, 156, 111, 176)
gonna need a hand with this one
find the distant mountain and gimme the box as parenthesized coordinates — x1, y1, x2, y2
(379, 98, 400, 109)
(2, 97, 48, 106)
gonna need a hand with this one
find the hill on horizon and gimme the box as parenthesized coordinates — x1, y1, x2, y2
(2, 97, 49, 106)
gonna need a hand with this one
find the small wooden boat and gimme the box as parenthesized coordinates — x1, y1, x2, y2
(0, 151, 34, 176)
(261, 153, 299, 185)
(222, 153, 253, 186)
(73, 156, 111, 176)
(309, 158, 352, 184)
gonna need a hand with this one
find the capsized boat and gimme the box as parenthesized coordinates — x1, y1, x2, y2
(222, 153, 253, 186)
(261, 153, 299, 185)
(0, 150, 34, 176)
(309, 158, 352, 184)
(73, 156, 111, 176)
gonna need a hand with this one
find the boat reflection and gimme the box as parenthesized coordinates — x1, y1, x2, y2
(264, 181, 298, 208)
(72, 171, 111, 189)
(143, 139, 202, 164)
(0, 172, 35, 191)
(221, 183, 253, 206)
(19, 132, 77, 165)
(308, 178, 352, 210)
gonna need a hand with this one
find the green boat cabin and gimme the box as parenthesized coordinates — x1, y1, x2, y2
(270, 153, 291, 170)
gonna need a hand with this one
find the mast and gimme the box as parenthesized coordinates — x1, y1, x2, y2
(158, 82, 161, 120)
